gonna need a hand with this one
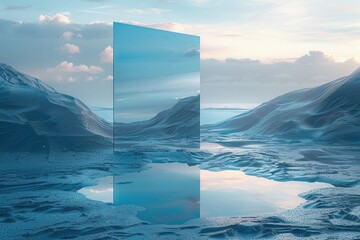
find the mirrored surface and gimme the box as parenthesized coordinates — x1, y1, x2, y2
(113, 23, 200, 151)
(79, 162, 200, 224)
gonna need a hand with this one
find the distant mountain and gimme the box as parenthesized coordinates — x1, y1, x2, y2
(0, 64, 56, 93)
(115, 95, 200, 146)
(0, 63, 112, 152)
(205, 69, 360, 144)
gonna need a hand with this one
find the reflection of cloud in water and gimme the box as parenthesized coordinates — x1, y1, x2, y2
(78, 163, 332, 221)
(201, 170, 332, 216)
(78, 176, 114, 204)
(89, 188, 113, 194)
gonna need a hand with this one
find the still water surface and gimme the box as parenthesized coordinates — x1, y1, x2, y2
(79, 162, 331, 224)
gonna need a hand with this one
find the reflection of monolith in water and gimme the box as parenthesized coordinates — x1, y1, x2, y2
(113, 163, 200, 224)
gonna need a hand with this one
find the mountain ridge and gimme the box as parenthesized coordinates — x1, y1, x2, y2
(0, 63, 56, 93)
(206, 69, 360, 143)
(0, 63, 112, 152)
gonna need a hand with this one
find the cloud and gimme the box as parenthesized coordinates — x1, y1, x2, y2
(225, 58, 260, 64)
(0, 18, 113, 107)
(184, 49, 200, 57)
(48, 61, 103, 74)
(34, 61, 105, 84)
(105, 75, 113, 81)
(39, 13, 70, 25)
(201, 51, 359, 105)
(295, 51, 335, 64)
(100, 45, 113, 64)
(62, 31, 74, 40)
(5, 5, 31, 11)
(89, 20, 112, 25)
(0, 18, 106, 40)
(149, 22, 186, 32)
(61, 31, 81, 40)
(61, 43, 80, 54)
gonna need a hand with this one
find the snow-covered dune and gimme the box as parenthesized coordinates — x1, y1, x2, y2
(115, 95, 200, 141)
(0, 63, 112, 152)
(206, 69, 360, 143)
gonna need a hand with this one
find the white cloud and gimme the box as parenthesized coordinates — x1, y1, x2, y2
(39, 62, 103, 83)
(62, 31, 74, 40)
(48, 61, 103, 74)
(150, 22, 186, 32)
(61, 43, 80, 54)
(100, 45, 113, 64)
(89, 20, 112, 25)
(201, 51, 359, 105)
(295, 51, 335, 64)
(105, 75, 113, 81)
(39, 13, 70, 24)
(62, 31, 81, 40)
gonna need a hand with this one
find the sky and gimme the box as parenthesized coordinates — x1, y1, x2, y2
(114, 23, 199, 122)
(0, 0, 359, 107)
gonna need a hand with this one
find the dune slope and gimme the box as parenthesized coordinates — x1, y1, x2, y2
(206, 69, 360, 143)
(0, 63, 112, 152)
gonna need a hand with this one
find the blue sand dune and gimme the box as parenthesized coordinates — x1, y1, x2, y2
(206, 68, 360, 143)
(0, 63, 112, 152)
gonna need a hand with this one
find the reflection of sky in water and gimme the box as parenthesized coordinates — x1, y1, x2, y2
(114, 163, 200, 224)
(114, 23, 199, 123)
(201, 170, 331, 218)
(78, 163, 331, 224)
(78, 177, 114, 204)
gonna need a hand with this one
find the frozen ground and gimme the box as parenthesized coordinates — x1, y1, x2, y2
(1, 141, 359, 239)
(0, 64, 359, 239)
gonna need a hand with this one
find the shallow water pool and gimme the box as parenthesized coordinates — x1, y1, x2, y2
(78, 162, 331, 224)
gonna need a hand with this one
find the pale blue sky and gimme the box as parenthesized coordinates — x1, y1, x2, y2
(0, 0, 359, 107)
(1, 0, 360, 60)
